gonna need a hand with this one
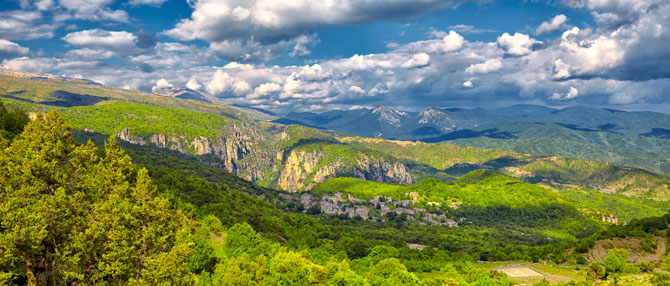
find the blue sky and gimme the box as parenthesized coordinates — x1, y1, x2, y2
(1, 0, 669, 113)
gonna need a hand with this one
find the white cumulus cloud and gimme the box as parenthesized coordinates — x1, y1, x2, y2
(57, 0, 129, 22)
(401, 53, 430, 69)
(535, 14, 568, 35)
(465, 59, 502, 75)
(550, 86, 579, 100)
(186, 78, 202, 90)
(0, 40, 30, 57)
(0, 11, 57, 40)
(62, 29, 139, 56)
(496, 32, 537, 56)
(152, 78, 173, 92)
(463, 80, 473, 88)
(164, 0, 463, 61)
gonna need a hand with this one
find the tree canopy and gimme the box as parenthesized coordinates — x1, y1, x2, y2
(0, 111, 193, 285)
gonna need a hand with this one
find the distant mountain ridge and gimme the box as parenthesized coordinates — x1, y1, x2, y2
(277, 105, 670, 173)
(279, 104, 670, 140)
(3, 73, 670, 197)
(0, 67, 102, 85)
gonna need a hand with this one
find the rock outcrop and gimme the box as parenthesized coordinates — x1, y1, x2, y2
(115, 124, 263, 174)
(278, 148, 414, 191)
(115, 125, 414, 192)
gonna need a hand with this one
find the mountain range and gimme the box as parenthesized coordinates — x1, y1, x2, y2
(1, 69, 669, 198)
(277, 105, 670, 173)
(3, 68, 670, 284)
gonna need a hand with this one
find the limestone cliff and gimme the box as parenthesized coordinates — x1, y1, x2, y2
(115, 121, 273, 178)
(115, 124, 414, 192)
(278, 148, 414, 192)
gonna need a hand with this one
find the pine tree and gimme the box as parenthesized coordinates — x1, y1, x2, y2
(0, 111, 194, 285)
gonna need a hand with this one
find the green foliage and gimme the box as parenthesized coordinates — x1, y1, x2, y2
(225, 222, 278, 258)
(279, 124, 336, 150)
(638, 260, 655, 273)
(603, 248, 630, 274)
(576, 255, 588, 265)
(63, 101, 237, 140)
(314, 171, 580, 209)
(0, 111, 193, 285)
(535, 278, 551, 286)
(367, 258, 420, 286)
(188, 224, 218, 275)
(0, 75, 257, 120)
(558, 187, 669, 223)
(0, 100, 29, 140)
(642, 236, 658, 252)
(342, 137, 516, 170)
(451, 125, 670, 174)
(313, 170, 605, 241)
(587, 262, 606, 280)
(325, 259, 366, 286)
(651, 272, 670, 286)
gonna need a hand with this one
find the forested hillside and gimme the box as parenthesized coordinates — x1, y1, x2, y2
(3, 74, 670, 285)
(279, 106, 670, 174)
(3, 76, 670, 199)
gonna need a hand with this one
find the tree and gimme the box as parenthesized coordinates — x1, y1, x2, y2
(651, 273, 670, 286)
(603, 248, 630, 274)
(260, 251, 327, 285)
(325, 259, 365, 286)
(0, 111, 193, 285)
(534, 278, 551, 286)
(306, 204, 322, 214)
(367, 258, 420, 286)
(638, 260, 655, 273)
(587, 262, 606, 280)
(0, 101, 29, 140)
(224, 222, 276, 258)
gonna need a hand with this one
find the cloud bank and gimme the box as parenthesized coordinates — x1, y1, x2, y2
(1, 0, 670, 114)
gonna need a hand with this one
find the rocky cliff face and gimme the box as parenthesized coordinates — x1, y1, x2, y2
(115, 121, 269, 176)
(115, 124, 415, 192)
(278, 148, 414, 191)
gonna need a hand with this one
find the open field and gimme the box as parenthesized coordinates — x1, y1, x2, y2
(498, 267, 542, 278)
(483, 262, 588, 284)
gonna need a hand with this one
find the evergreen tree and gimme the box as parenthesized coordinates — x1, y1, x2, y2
(0, 101, 30, 140)
(603, 248, 630, 274)
(0, 111, 193, 285)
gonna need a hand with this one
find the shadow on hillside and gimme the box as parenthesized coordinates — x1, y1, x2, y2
(555, 123, 599, 132)
(1, 90, 107, 107)
(641, 128, 670, 139)
(403, 161, 457, 182)
(271, 118, 326, 129)
(419, 128, 517, 143)
(441, 156, 530, 177)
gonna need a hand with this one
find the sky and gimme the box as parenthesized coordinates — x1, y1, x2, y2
(1, 0, 669, 114)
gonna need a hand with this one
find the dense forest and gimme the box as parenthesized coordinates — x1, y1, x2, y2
(2, 104, 670, 285)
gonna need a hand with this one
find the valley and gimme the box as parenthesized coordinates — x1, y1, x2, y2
(2, 72, 670, 285)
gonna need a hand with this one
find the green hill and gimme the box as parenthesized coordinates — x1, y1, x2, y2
(4, 85, 670, 285)
(2, 75, 670, 200)
(343, 136, 670, 199)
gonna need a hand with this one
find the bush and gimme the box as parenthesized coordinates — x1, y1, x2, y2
(638, 260, 656, 273)
(576, 255, 588, 265)
(651, 273, 670, 286)
(642, 237, 658, 253)
(603, 248, 630, 273)
(587, 262, 606, 280)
